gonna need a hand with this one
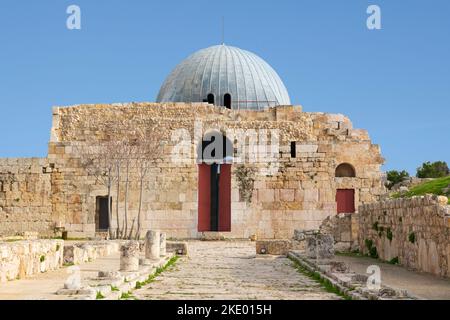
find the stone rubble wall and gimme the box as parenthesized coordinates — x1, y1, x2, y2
(320, 213, 359, 252)
(0, 158, 53, 237)
(358, 195, 450, 278)
(0, 239, 64, 282)
(63, 241, 120, 265)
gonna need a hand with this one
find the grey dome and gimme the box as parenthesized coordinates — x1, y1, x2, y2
(156, 45, 291, 110)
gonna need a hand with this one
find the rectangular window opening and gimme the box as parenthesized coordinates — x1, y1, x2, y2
(290, 141, 296, 158)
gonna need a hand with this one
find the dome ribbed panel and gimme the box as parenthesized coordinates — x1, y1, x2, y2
(157, 45, 291, 110)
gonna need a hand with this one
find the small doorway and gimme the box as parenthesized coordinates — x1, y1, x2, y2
(95, 196, 111, 231)
(224, 94, 231, 109)
(336, 189, 355, 214)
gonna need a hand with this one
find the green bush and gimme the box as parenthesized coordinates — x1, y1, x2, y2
(365, 239, 373, 250)
(386, 170, 410, 189)
(389, 257, 399, 265)
(372, 222, 379, 231)
(369, 246, 378, 259)
(364, 239, 378, 258)
(386, 228, 393, 242)
(409, 232, 416, 244)
(416, 161, 449, 178)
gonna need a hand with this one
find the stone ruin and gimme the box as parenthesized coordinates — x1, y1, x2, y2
(293, 229, 335, 260)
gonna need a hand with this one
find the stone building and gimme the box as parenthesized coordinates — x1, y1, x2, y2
(0, 45, 385, 239)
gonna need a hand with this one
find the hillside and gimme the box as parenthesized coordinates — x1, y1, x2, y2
(393, 176, 450, 204)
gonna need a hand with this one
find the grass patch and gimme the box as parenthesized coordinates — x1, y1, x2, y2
(120, 291, 136, 300)
(392, 176, 450, 204)
(289, 256, 352, 300)
(126, 255, 180, 295)
(110, 285, 119, 292)
(96, 291, 105, 300)
(40, 255, 46, 263)
(63, 262, 75, 267)
(143, 255, 179, 285)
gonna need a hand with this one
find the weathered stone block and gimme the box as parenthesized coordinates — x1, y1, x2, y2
(256, 239, 291, 255)
(166, 241, 188, 255)
(305, 234, 334, 259)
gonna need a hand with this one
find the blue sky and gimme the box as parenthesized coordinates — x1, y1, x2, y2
(0, 0, 448, 174)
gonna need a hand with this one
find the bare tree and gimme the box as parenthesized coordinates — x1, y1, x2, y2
(133, 128, 164, 239)
(77, 141, 120, 239)
(75, 117, 164, 240)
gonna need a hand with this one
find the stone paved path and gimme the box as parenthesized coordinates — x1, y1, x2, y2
(134, 241, 340, 300)
(0, 254, 121, 300)
(335, 255, 450, 300)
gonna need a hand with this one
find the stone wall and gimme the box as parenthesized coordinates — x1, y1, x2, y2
(0, 239, 64, 282)
(358, 195, 450, 277)
(0, 158, 53, 237)
(0, 103, 385, 239)
(63, 241, 120, 265)
(320, 213, 359, 252)
(46, 103, 384, 239)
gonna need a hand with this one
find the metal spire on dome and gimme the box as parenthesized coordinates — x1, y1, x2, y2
(221, 16, 225, 45)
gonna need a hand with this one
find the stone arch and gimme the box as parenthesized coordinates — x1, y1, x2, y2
(335, 163, 356, 177)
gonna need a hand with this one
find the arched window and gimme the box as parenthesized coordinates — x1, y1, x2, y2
(224, 93, 231, 109)
(335, 163, 356, 177)
(207, 93, 215, 105)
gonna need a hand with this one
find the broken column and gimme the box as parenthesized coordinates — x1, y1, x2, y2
(145, 230, 160, 260)
(160, 232, 167, 257)
(120, 241, 140, 272)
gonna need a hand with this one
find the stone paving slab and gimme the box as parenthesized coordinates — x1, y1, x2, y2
(133, 241, 340, 300)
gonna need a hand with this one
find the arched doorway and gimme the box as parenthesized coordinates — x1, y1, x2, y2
(207, 93, 215, 105)
(197, 131, 233, 232)
(335, 163, 356, 213)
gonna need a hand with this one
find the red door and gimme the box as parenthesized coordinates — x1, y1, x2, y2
(198, 164, 211, 232)
(197, 164, 231, 232)
(218, 164, 231, 231)
(336, 189, 355, 213)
